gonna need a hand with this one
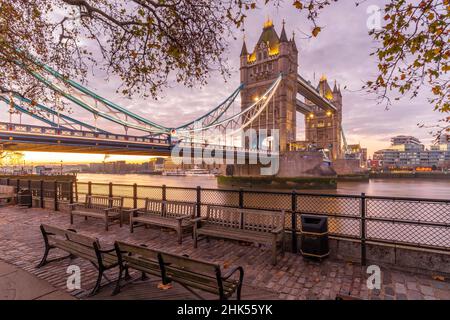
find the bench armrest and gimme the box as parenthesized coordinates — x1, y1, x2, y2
(221, 266, 244, 281)
(103, 206, 121, 212)
(68, 202, 82, 207)
(175, 215, 191, 221)
(271, 226, 284, 234)
(191, 217, 207, 223)
(98, 247, 116, 254)
(123, 208, 140, 213)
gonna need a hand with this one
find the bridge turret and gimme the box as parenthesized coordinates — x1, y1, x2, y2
(239, 19, 298, 152)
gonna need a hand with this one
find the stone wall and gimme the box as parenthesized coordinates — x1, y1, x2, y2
(283, 232, 450, 276)
(332, 159, 366, 176)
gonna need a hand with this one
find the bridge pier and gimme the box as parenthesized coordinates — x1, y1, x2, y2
(218, 151, 337, 190)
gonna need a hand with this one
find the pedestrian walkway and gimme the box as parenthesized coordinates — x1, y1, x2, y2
(0, 206, 449, 300)
(0, 260, 75, 300)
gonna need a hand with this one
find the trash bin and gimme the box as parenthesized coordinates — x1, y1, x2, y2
(300, 214, 329, 259)
(17, 188, 32, 208)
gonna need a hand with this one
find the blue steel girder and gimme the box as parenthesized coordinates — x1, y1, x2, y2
(0, 96, 67, 128)
(12, 95, 110, 133)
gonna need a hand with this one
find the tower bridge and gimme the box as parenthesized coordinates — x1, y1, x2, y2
(0, 19, 362, 180)
(239, 19, 343, 159)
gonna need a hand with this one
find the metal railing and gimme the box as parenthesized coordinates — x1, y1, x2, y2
(1, 178, 448, 265)
(0, 122, 170, 145)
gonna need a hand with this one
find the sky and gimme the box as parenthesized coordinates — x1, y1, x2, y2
(1, 0, 445, 164)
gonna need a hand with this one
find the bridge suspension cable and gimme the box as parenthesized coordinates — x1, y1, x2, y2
(175, 74, 283, 147)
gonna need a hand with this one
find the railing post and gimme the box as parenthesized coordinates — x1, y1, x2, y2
(162, 184, 166, 201)
(28, 180, 32, 207)
(74, 180, 78, 202)
(87, 181, 92, 206)
(109, 182, 113, 197)
(196, 186, 201, 217)
(69, 181, 74, 204)
(133, 183, 138, 209)
(16, 179, 20, 203)
(54, 180, 58, 211)
(238, 188, 244, 209)
(40, 180, 44, 208)
(6, 178, 9, 186)
(291, 190, 298, 253)
(361, 192, 367, 266)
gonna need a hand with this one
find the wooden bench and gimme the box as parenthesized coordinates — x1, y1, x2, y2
(69, 195, 124, 231)
(193, 206, 285, 265)
(159, 251, 244, 300)
(113, 241, 162, 295)
(0, 185, 16, 206)
(127, 198, 196, 244)
(113, 241, 244, 300)
(37, 224, 118, 295)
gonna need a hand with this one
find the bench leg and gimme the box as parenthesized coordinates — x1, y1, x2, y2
(124, 267, 131, 280)
(70, 212, 74, 225)
(90, 269, 104, 296)
(193, 233, 198, 248)
(105, 218, 109, 232)
(112, 266, 123, 296)
(271, 241, 277, 266)
(177, 229, 182, 245)
(130, 220, 134, 233)
(36, 246, 51, 268)
(84, 216, 87, 221)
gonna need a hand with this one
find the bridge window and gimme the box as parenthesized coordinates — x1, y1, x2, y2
(258, 52, 262, 61)
(263, 51, 268, 59)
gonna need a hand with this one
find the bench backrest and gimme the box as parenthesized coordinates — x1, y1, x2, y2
(206, 206, 241, 229)
(0, 185, 15, 195)
(159, 251, 220, 280)
(163, 201, 196, 219)
(142, 199, 196, 219)
(206, 206, 284, 233)
(85, 195, 123, 211)
(115, 241, 160, 261)
(41, 224, 100, 249)
(143, 198, 164, 215)
(241, 208, 285, 233)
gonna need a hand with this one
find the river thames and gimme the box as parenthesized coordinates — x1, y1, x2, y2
(76, 173, 450, 200)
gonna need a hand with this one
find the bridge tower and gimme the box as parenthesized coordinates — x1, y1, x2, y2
(240, 19, 298, 152)
(304, 76, 343, 160)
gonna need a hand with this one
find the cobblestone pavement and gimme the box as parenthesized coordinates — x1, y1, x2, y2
(0, 206, 449, 300)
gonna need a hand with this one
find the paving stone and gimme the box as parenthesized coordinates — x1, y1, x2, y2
(0, 206, 449, 300)
(419, 285, 434, 296)
(395, 283, 407, 295)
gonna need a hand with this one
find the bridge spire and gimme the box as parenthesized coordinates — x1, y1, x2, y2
(280, 19, 288, 42)
(240, 34, 248, 57)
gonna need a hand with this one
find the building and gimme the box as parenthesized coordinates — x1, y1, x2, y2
(373, 135, 450, 169)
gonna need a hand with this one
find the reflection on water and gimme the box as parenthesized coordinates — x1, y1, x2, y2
(76, 173, 450, 199)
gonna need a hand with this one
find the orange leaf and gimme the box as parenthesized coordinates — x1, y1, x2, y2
(157, 282, 173, 290)
(312, 27, 321, 37)
(432, 275, 445, 282)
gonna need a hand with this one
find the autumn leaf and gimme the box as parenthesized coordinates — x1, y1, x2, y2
(293, 1, 303, 10)
(312, 26, 321, 37)
(157, 282, 173, 290)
